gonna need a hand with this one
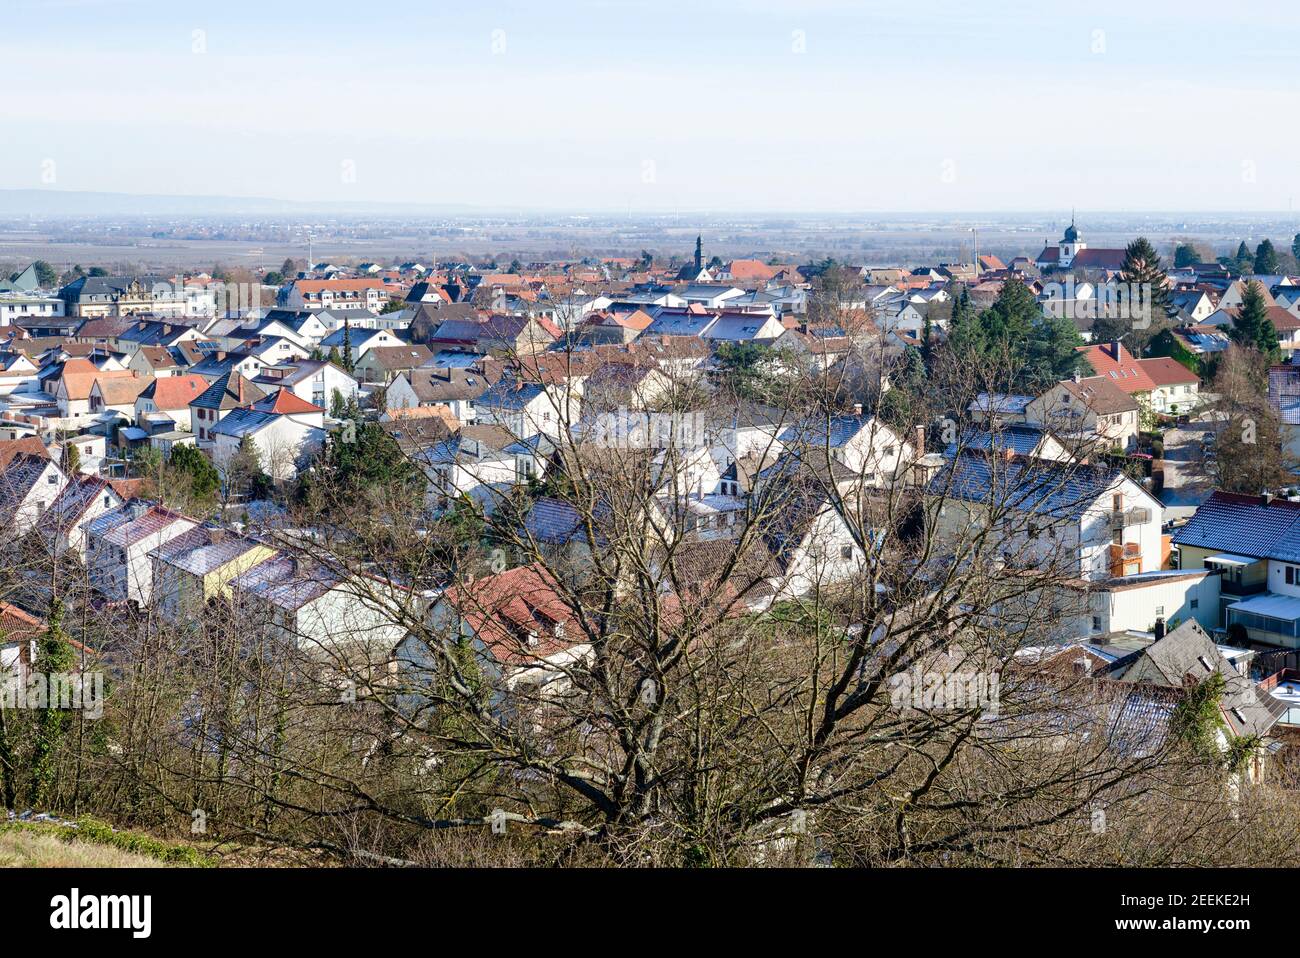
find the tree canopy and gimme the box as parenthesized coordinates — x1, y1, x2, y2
(947, 278, 1086, 390)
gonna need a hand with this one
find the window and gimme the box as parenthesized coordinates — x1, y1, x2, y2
(1191, 599, 1199, 609)
(1091, 616, 1102, 632)
(1154, 605, 1164, 616)
(1288, 566, 1295, 586)
(840, 545, 853, 559)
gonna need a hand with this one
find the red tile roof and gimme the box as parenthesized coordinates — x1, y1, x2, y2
(0, 601, 43, 642)
(1139, 356, 1199, 386)
(250, 387, 323, 415)
(143, 374, 209, 410)
(442, 564, 583, 666)
(1077, 342, 1156, 393)
(0, 437, 49, 471)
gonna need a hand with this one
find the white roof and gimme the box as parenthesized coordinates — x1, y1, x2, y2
(1205, 553, 1258, 567)
(1228, 592, 1300, 620)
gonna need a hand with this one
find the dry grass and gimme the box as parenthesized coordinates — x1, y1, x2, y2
(0, 829, 177, 867)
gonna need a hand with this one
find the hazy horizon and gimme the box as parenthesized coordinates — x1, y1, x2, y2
(5, 188, 1300, 222)
(6, 0, 1299, 214)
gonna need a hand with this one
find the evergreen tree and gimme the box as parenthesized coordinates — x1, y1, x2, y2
(31, 260, 57, 287)
(1173, 243, 1199, 268)
(1118, 237, 1175, 356)
(170, 444, 220, 501)
(1170, 672, 1227, 760)
(1254, 239, 1279, 275)
(303, 421, 421, 502)
(1023, 313, 1089, 390)
(949, 285, 973, 328)
(1233, 241, 1254, 276)
(228, 434, 268, 499)
(341, 319, 354, 374)
(1228, 280, 1279, 358)
(60, 440, 80, 476)
(1293, 233, 1300, 263)
(946, 278, 1085, 390)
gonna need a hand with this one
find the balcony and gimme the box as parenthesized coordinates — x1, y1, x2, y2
(1218, 577, 1266, 598)
(1108, 541, 1142, 577)
(1108, 506, 1152, 530)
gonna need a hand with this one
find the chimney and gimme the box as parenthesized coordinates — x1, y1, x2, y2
(852, 402, 863, 416)
(1262, 491, 1273, 506)
(1110, 340, 1121, 359)
(1153, 617, 1166, 641)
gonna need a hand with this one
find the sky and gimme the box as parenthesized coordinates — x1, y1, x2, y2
(4, 0, 1300, 213)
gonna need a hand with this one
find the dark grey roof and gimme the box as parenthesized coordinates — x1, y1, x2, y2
(1099, 619, 1285, 738)
(1170, 491, 1300, 561)
(927, 452, 1122, 521)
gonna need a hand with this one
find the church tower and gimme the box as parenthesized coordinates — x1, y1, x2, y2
(1059, 210, 1086, 267)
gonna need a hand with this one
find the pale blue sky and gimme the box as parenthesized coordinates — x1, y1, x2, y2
(4, 0, 1298, 212)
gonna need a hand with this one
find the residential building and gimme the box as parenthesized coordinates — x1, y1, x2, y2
(86, 501, 197, 607)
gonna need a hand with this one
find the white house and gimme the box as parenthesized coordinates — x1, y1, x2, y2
(759, 484, 869, 599)
(473, 377, 581, 439)
(252, 359, 359, 411)
(397, 563, 592, 703)
(85, 502, 198, 607)
(133, 374, 209, 430)
(210, 388, 326, 482)
(927, 454, 1163, 582)
(775, 412, 911, 487)
(317, 326, 406, 364)
(36, 476, 124, 560)
(386, 367, 491, 424)
(0, 453, 67, 537)
(418, 424, 518, 513)
(229, 555, 410, 653)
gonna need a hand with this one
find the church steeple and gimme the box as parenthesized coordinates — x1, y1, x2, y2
(1063, 210, 1079, 244)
